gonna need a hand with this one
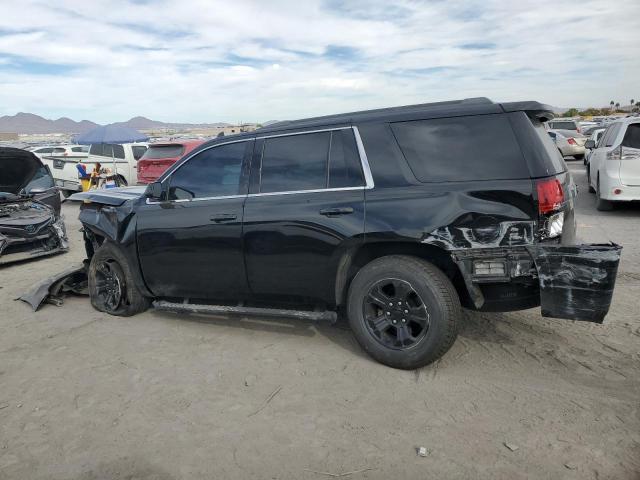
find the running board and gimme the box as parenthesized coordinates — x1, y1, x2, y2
(152, 300, 338, 323)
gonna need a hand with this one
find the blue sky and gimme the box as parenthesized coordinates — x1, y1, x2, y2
(0, 0, 638, 123)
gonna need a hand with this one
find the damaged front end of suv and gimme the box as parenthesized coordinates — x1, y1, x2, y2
(0, 147, 68, 265)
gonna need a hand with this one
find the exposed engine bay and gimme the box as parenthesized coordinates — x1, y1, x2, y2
(0, 196, 68, 265)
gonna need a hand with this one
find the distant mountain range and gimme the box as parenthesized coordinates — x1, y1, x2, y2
(0, 112, 233, 134)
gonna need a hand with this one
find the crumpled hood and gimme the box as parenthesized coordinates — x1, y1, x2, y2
(70, 186, 147, 206)
(0, 147, 45, 197)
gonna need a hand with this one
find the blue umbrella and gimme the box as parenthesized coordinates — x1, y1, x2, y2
(74, 125, 149, 145)
(74, 125, 149, 188)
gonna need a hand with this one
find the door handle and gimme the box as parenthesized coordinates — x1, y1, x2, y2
(319, 207, 354, 216)
(210, 213, 237, 223)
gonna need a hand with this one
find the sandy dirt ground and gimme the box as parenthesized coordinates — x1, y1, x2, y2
(1, 162, 639, 480)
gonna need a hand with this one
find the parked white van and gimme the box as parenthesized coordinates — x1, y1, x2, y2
(84, 143, 148, 186)
(35, 145, 89, 197)
(587, 118, 640, 210)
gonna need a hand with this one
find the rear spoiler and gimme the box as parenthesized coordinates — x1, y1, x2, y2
(500, 101, 555, 122)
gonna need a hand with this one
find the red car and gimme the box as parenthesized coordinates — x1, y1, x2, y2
(137, 140, 204, 184)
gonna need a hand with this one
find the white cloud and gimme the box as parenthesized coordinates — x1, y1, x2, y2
(0, 0, 638, 123)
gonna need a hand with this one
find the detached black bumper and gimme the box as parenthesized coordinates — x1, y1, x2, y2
(453, 243, 622, 323)
(527, 243, 622, 323)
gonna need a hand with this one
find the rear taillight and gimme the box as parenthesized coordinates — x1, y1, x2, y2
(567, 138, 577, 145)
(536, 178, 564, 214)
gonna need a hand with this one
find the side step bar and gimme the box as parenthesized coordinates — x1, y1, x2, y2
(153, 300, 338, 323)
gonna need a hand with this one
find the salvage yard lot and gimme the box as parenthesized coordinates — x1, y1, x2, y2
(0, 163, 639, 479)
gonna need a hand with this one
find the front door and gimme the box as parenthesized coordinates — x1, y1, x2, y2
(137, 140, 253, 299)
(243, 128, 367, 304)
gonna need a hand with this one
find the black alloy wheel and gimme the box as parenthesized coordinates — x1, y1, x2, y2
(363, 278, 430, 350)
(93, 259, 125, 313)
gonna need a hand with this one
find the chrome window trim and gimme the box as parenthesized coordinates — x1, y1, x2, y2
(352, 126, 374, 189)
(248, 186, 365, 198)
(146, 194, 245, 205)
(148, 126, 375, 204)
(256, 126, 352, 140)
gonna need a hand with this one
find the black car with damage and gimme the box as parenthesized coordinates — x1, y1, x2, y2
(0, 147, 67, 265)
(40, 98, 621, 369)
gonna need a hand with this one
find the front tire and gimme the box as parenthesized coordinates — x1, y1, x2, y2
(347, 255, 460, 369)
(88, 242, 150, 316)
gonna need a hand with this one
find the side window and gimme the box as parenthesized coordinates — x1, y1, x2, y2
(604, 124, 622, 147)
(168, 142, 246, 200)
(113, 144, 125, 159)
(36, 148, 53, 154)
(329, 130, 364, 188)
(391, 114, 528, 182)
(132, 145, 147, 160)
(52, 148, 66, 155)
(260, 132, 330, 193)
(622, 124, 640, 149)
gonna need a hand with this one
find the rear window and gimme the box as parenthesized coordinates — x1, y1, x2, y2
(142, 145, 185, 160)
(391, 114, 528, 182)
(622, 124, 640, 149)
(549, 121, 577, 130)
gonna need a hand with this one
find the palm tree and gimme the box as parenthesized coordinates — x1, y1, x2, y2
(615, 102, 620, 111)
(631, 99, 636, 112)
(610, 100, 615, 112)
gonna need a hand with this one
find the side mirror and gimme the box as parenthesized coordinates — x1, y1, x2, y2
(585, 140, 596, 149)
(145, 181, 164, 200)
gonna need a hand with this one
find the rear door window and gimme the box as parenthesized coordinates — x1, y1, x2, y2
(89, 144, 125, 159)
(328, 129, 364, 188)
(622, 124, 640, 148)
(260, 132, 330, 193)
(391, 114, 528, 182)
(168, 142, 247, 200)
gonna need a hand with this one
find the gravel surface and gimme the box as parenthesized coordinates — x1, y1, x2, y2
(1, 162, 638, 479)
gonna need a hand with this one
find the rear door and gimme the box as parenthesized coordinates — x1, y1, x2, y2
(619, 123, 640, 186)
(242, 127, 367, 303)
(136, 139, 253, 299)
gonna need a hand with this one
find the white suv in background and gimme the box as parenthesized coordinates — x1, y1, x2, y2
(587, 118, 640, 210)
(32, 145, 90, 197)
(85, 143, 148, 185)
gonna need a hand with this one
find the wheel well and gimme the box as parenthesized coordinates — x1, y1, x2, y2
(335, 242, 470, 307)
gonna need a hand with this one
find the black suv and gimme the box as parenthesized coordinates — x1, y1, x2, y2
(71, 98, 621, 369)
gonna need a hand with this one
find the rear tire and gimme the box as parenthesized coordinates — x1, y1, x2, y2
(574, 154, 584, 160)
(596, 177, 613, 211)
(347, 255, 460, 369)
(88, 242, 150, 316)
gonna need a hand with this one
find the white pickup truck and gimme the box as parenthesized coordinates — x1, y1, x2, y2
(33, 145, 89, 197)
(83, 143, 148, 186)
